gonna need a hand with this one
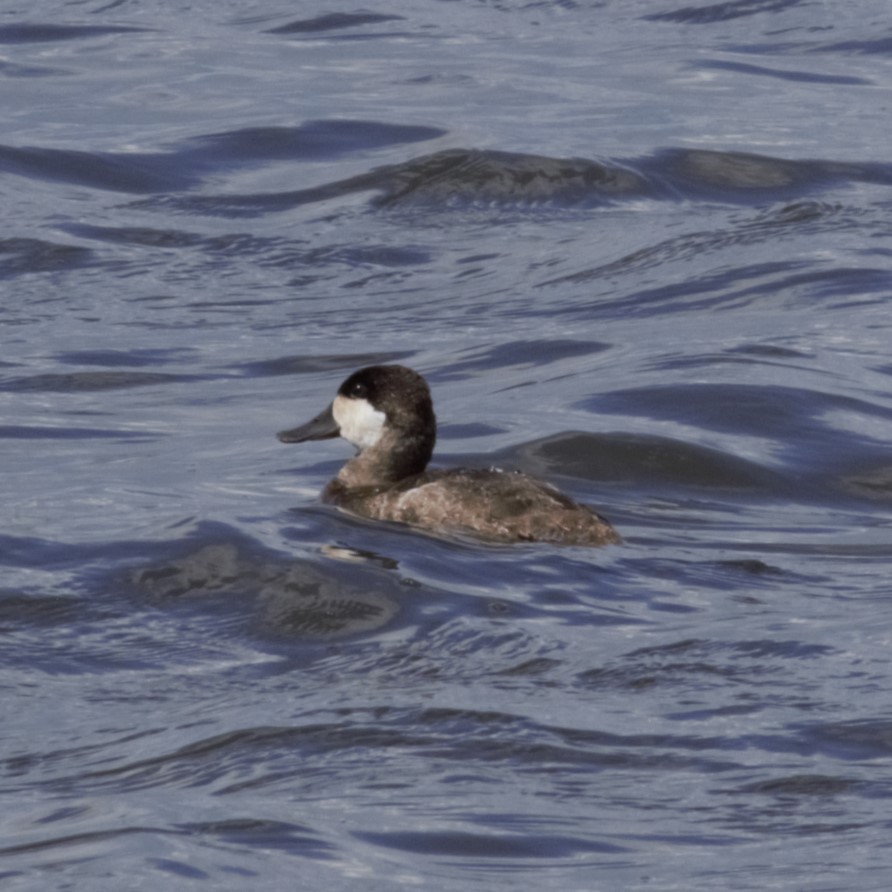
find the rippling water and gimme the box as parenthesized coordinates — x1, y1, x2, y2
(3, 1, 892, 889)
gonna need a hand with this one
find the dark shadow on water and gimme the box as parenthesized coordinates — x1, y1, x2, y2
(233, 350, 415, 379)
(1, 132, 876, 214)
(0, 23, 151, 43)
(264, 13, 405, 36)
(500, 431, 791, 494)
(0, 237, 94, 279)
(5, 121, 887, 227)
(435, 339, 610, 380)
(121, 523, 407, 640)
(0, 522, 410, 643)
(0, 120, 446, 195)
(642, 0, 805, 25)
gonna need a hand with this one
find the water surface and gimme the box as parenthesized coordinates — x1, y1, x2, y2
(2, 1, 892, 889)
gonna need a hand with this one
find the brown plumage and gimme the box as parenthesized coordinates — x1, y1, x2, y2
(278, 365, 619, 547)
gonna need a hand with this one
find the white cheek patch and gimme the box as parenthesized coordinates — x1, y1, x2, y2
(332, 394, 386, 450)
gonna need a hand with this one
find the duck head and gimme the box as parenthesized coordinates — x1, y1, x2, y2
(278, 364, 437, 486)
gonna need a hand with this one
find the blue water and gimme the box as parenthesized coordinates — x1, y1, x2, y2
(3, 1, 892, 888)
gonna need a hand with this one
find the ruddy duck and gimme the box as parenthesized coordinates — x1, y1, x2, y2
(277, 365, 619, 546)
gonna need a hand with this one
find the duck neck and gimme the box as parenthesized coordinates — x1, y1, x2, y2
(337, 426, 433, 489)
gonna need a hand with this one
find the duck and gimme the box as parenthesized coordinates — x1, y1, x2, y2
(277, 364, 619, 546)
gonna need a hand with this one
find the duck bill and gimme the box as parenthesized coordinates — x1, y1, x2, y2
(277, 403, 340, 443)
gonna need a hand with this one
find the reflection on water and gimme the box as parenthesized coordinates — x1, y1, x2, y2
(130, 536, 400, 639)
(109, 144, 892, 216)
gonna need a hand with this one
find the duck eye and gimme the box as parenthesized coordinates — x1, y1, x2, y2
(349, 381, 368, 399)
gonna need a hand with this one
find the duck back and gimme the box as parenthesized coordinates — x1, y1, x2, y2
(325, 468, 619, 546)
